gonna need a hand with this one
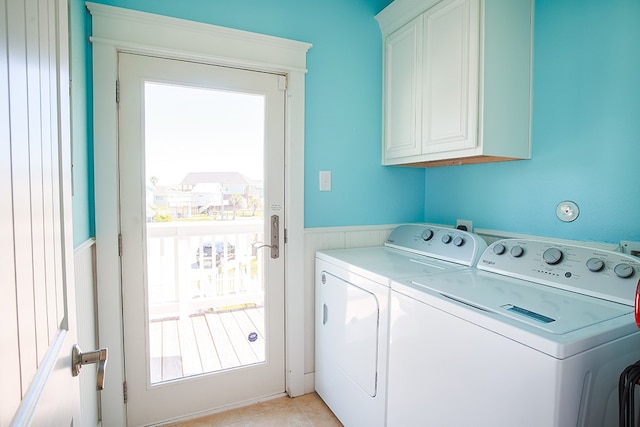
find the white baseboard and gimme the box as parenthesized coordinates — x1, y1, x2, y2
(304, 372, 315, 395)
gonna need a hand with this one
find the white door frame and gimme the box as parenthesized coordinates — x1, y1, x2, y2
(87, 3, 310, 425)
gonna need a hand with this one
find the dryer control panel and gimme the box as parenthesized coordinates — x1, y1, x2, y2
(478, 239, 640, 306)
(384, 224, 487, 267)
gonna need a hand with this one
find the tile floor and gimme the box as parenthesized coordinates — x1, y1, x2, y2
(163, 392, 343, 427)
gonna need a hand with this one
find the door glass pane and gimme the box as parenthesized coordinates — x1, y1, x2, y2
(143, 82, 266, 384)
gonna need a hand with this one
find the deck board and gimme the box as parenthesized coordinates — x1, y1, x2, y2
(149, 307, 266, 384)
(220, 311, 257, 366)
(245, 307, 265, 337)
(232, 309, 265, 361)
(178, 319, 202, 377)
(191, 315, 222, 372)
(149, 321, 163, 383)
(206, 312, 240, 369)
(162, 320, 183, 381)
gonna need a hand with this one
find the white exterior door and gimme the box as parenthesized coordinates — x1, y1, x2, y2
(1, 0, 86, 425)
(118, 52, 286, 426)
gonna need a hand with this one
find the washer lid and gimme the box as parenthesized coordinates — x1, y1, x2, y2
(404, 270, 632, 335)
(394, 270, 637, 358)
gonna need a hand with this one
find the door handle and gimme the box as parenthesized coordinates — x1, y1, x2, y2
(270, 214, 279, 259)
(71, 344, 108, 390)
(251, 215, 280, 259)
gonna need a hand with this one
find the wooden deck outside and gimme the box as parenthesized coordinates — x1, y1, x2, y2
(149, 306, 265, 383)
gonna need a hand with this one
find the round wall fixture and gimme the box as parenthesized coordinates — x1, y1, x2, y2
(556, 201, 580, 222)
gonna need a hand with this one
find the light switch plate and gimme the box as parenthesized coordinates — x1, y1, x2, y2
(319, 171, 331, 191)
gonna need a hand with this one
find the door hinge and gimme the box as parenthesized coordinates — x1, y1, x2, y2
(118, 233, 122, 257)
(116, 79, 120, 103)
(284, 228, 288, 244)
(123, 381, 128, 404)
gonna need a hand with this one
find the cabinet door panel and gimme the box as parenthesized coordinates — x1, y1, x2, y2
(377, 0, 531, 167)
(383, 17, 422, 161)
(422, 0, 479, 154)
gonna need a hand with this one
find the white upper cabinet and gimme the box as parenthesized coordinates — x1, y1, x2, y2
(377, 0, 533, 167)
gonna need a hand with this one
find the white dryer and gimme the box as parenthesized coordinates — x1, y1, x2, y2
(315, 224, 486, 427)
(387, 238, 640, 427)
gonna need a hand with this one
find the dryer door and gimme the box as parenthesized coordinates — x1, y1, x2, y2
(320, 271, 380, 396)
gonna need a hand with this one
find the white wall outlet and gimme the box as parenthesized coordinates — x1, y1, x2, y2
(456, 219, 473, 232)
(621, 240, 640, 259)
(319, 170, 331, 191)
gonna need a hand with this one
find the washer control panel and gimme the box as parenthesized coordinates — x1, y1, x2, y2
(478, 239, 640, 306)
(384, 224, 487, 266)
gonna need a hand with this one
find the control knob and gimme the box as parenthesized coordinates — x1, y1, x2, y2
(543, 248, 563, 265)
(493, 243, 506, 255)
(614, 263, 635, 279)
(421, 229, 434, 241)
(453, 236, 465, 247)
(586, 258, 605, 272)
(442, 234, 452, 244)
(510, 246, 524, 258)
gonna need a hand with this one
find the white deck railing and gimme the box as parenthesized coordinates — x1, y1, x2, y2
(146, 220, 265, 320)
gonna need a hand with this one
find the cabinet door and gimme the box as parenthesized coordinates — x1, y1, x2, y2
(422, 0, 479, 154)
(382, 17, 423, 162)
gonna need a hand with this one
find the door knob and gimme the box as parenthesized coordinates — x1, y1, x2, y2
(71, 344, 108, 390)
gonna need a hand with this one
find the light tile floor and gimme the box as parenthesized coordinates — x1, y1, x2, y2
(163, 393, 343, 427)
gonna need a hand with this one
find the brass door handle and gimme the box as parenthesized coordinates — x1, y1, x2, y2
(71, 344, 108, 390)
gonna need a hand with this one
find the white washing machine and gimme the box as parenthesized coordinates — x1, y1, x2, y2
(315, 224, 487, 427)
(387, 238, 640, 427)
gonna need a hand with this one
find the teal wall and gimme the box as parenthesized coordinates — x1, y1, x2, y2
(73, 0, 640, 245)
(70, 0, 94, 247)
(82, 0, 425, 229)
(424, 0, 640, 244)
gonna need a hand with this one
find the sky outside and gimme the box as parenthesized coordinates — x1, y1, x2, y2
(144, 82, 265, 186)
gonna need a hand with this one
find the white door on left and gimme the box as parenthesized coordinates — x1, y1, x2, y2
(1, 0, 93, 425)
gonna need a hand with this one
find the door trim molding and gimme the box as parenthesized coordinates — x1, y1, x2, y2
(87, 3, 310, 424)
